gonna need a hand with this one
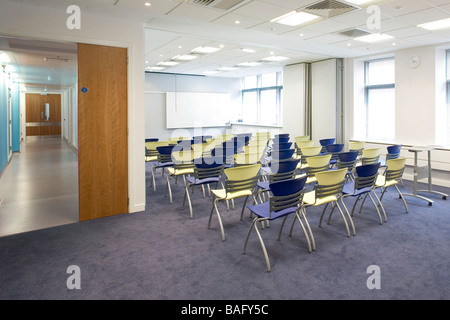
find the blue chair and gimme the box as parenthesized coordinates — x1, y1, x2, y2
(145, 138, 159, 142)
(336, 151, 359, 181)
(326, 144, 344, 167)
(380, 144, 402, 167)
(319, 138, 336, 154)
(184, 157, 225, 219)
(243, 176, 312, 272)
(273, 138, 290, 144)
(270, 148, 295, 161)
(150, 145, 175, 192)
(275, 134, 290, 139)
(340, 163, 386, 227)
(271, 142, 292, 150)
(257, 158, 300, 202)
(212, 145, 235, 168)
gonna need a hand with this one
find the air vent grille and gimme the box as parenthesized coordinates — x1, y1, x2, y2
(188, 0, 250, 11)
(338, 28, 372, 38)
(303, 0, 360, 18)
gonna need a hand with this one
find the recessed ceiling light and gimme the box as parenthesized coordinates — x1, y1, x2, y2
(157, 61, 180, 66)
(172, 54, 198, 61)
(146, 66, 165, 71)
(261, 56, 290, 62)
(218, 66, 239, 71)
(238, 62, 262, 67)
(241, 48, 256, 53)
(271, 11, 320, 27)
(418, 18, 450, 31)
(192, 46, 221, 54)
(235, 20, 241, 24)
(354, 33, 394, 43)
(144, 2, 151, 7)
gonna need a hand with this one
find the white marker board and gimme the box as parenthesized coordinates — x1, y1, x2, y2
(166, 92, 231, 129)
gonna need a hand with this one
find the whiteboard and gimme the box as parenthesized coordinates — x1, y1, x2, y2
(166, 92, 231, 129)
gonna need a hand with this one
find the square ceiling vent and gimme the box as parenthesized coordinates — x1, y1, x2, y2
(302, 0, 361, 18)
(187, 0, 251, 11)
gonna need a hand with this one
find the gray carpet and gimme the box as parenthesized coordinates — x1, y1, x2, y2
(0, 163, 449, 300)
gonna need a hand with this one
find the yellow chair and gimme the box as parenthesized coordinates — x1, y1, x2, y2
(375, 158, 409, 214)
(235, 152, 261, 166)
(166, 150, 195, 203)
(301, 154, 332, 185)
(209, 164, 261, 241)
(361, 148, 381, 165)
(298, 146, 322, 170)
(291, 168, 354, 240)
(349, 141, 365, 158)
(295, 140, 314, 158)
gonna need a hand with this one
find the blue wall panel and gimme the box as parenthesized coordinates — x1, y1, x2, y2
(0, 71, 7, 173)
(11, 82, 20, 152)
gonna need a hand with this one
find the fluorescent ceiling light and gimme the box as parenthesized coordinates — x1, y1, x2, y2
(0, 52, 10, 63)
(157, 61, 179, 66)
(354, 33, 394, 43)
(261, 56, 290, 62)
(418, 18, 450, 31)
(191, 46, 221, 54)
(271, 11, 320, 27)
(172, 54, 198, 61)
(218, 66, 238, 71)
(241, 48, 256, 53)
(238, 62, 262, 67)
(146, 66, 166, 71)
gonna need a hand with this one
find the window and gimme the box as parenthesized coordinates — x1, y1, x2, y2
(240, 72, 282, 126)
(364, 58, 395, 141)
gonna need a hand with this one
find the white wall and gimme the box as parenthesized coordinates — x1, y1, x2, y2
(345, 43, 450, 188)
(282, 64, 306, 137)
(0, 0, 145, 212)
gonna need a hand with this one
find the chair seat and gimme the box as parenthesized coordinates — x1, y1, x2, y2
(342, 182, 372, 196)
(146, 156, 158, 162)
(375, 175, 398, 188)
(167, 167, 194, 176)
(247, 202, 297, 221)
(186, 176, 221, 185)
(157, 162, 173, 168)
(212, 188, 253, 200)
(303, 190, 338, 206)
(257, 181, 270, 190)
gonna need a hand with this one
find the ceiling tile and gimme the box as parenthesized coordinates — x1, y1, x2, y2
(210, 13, 265, 29)
(231, 0, 294, 21)
(166, 3, 227, 22)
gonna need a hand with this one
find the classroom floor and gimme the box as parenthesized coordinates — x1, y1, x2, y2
(0, 137, 79, 237)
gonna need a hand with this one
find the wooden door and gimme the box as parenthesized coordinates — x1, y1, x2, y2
(77, 43, 128, 222)
(25, 93, 61, 136)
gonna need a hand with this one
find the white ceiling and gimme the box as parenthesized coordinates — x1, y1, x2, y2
(1, 0, 450, 89)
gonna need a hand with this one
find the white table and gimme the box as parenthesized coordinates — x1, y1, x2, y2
(402, 146, 448, 206)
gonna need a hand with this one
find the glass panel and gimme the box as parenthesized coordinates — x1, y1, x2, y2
(261, 72, 277, 88)
(367, 88, 395, 141)
(244, 76, 257, 89)
(260, 89, 277, 125)
(242, 91, 258, 124)
(367, 59, 395, 86)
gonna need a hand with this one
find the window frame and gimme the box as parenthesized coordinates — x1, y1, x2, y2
(240, 72, 283, 126)
(363, 57, 396, 141)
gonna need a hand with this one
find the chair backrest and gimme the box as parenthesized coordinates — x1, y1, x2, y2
(349, 141, 365, 157)
(273, 138, 290, 144)
(326, 144, 344, 161)
(275, 134, 290, 139)
(269, 177, 307, 214)
(270, 148, 295, 160)
(337, 151, 359, 171)
(387, 144, 402, 160)
(300, 146, 322, 156)
(171, 150, 195, 170)
(272, 142, 292, 150)
(235, 152, 261, 166)
(362, 148, 381, 165)
(319, 138, 336, 147)
(295, 136, 310, 142)
(354, 163, 380, 190)
(268, 159, 300, 183)
(194, 157, 225, 180)
(296, 140, 314, 149)
(224, 164, 261, 193)
(385, 158, 407, 182)
(314, 168, 347, 199)
(305, 154, 332, 178)
(156, 145, 175, 163)
(211, 146, 234, 165)
(145, 138, 159, 142)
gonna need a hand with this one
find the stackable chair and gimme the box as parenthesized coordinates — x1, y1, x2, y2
(349, 141, 365, 159)
(150, 145, 175, 192)
(243, 177, 312, 272)
(165, 150, 195, 204)
(340, 163, 386, 227)
(235, 152, 261, 167)
(374, 158, 409, 214)
(379, 144, 402, 167)
(256, 158, 300, 203)
(297, 146, 322, 171)
(184, 157, 225, 219)
(336, 151, 359, 181)
(303, 154, 332, 185)
(145, 138, 159, 142)
(361, 148, 381, 165)
(208, 164, 261, 241)
(295, 139, 314, 158)
(319, 138, 336, 154)
(326, 144, 344, 168)
(291, 168, 354, 238)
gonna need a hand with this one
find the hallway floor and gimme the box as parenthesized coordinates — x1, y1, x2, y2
(0, 137, 78, 237)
